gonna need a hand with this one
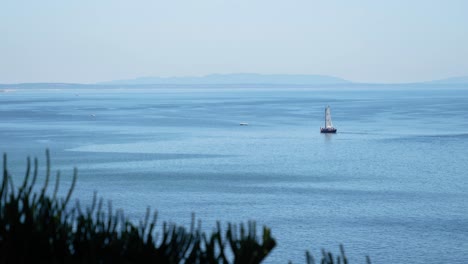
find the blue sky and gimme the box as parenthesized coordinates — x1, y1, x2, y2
(1, 0, 467, 83)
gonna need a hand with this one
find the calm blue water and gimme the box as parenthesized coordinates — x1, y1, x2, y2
(1, 86, 468, 263)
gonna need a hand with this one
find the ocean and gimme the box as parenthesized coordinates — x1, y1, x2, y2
(1, 85, 467, 263)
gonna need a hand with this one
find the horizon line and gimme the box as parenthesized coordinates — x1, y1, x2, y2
(0, 73, 467, 86)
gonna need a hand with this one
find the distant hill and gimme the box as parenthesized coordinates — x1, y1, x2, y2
(429, 76, 468, 84)
(0, 83, 90, 89)
(100, 73, 350, 85)
(4, 74, 467, 88)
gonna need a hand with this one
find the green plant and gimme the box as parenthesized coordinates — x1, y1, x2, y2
(0, 150, 275, 263)
(0, 150, 369, 263)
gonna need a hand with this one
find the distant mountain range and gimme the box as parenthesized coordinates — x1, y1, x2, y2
(2, 74, 468, 87)
(100, 73, 350, 85)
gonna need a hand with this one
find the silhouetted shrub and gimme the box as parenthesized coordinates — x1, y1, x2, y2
(0, 150, 368, 263)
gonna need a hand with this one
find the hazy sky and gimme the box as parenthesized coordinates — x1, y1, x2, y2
(1, 0, 468, 83)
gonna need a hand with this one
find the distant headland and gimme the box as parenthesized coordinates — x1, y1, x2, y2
(1, 74, 468, 88)
(99, 73, 350, 85)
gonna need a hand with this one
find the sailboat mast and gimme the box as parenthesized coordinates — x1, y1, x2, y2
(324, 106, 327, 127)
(324, 106, 333, 128)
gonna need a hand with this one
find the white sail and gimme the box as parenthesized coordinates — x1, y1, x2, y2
(325, 106, 333, 128)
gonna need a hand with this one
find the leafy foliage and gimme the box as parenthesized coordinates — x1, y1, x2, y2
(0, 150, 369, 263)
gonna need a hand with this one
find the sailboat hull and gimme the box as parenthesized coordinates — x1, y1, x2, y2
(320, 127, 337, 133)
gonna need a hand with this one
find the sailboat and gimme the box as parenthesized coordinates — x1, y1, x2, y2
(320, 105, 337, 133)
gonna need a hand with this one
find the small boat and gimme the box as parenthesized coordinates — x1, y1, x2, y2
(239, 123, 249, 126)
(320, 106, 337, 133)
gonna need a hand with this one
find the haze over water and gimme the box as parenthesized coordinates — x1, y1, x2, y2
(1, 85, 468, 263)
